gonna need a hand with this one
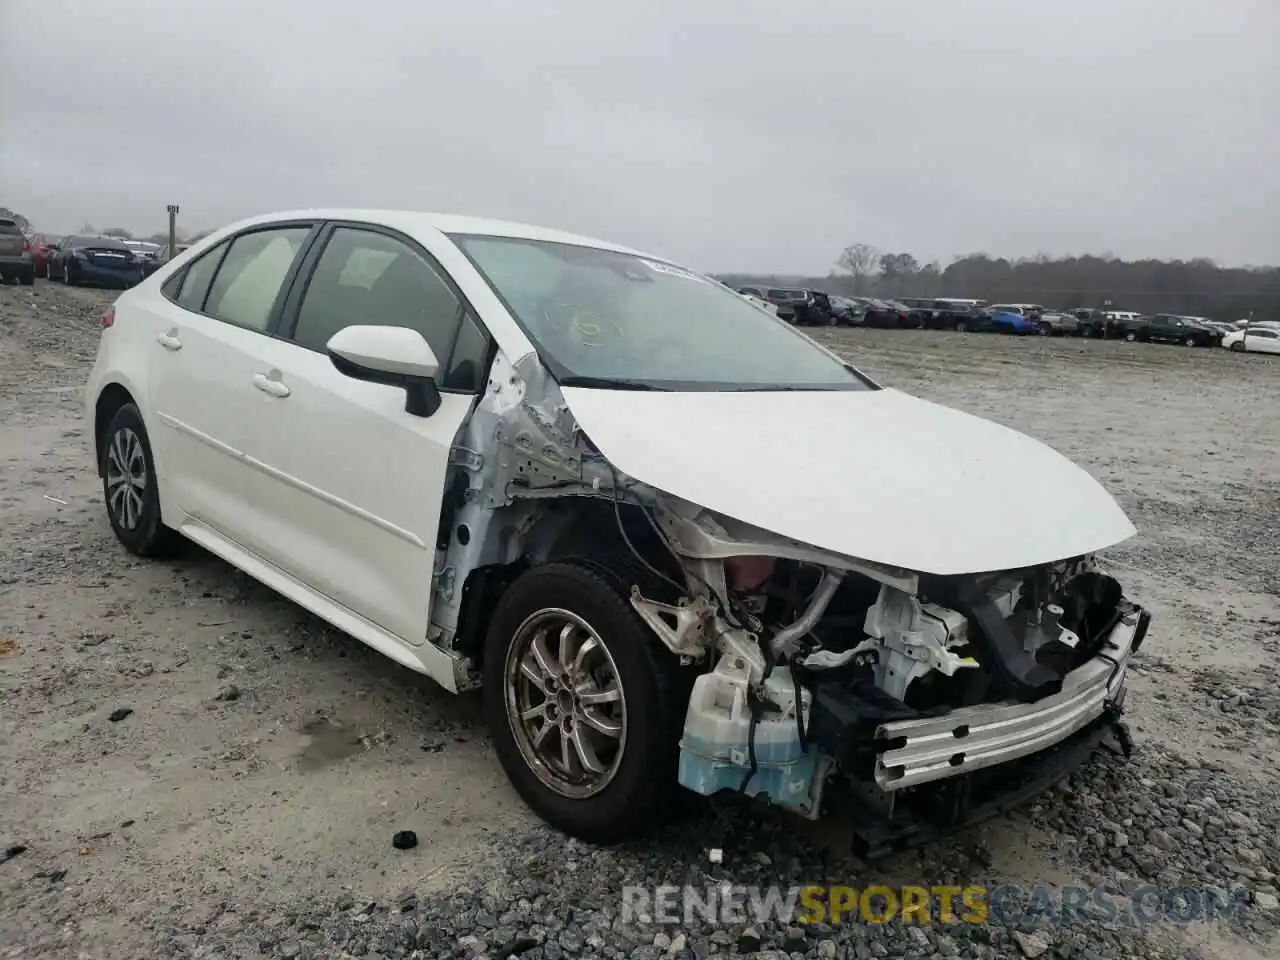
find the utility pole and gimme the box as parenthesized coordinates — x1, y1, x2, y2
(166, 204, 180, 256)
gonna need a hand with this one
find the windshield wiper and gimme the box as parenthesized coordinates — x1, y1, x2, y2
(557, 375, 665, 391)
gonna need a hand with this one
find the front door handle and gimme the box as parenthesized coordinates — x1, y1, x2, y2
(252, 371, 291, 398)
(156, 330, 182, 351)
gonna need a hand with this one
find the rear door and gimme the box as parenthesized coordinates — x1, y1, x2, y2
(147, 222, 318, 543)
(230, 221, 491, 645)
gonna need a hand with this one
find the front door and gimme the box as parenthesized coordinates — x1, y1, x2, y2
(233, 223, 489, 646)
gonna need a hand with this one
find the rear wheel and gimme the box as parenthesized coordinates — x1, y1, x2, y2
(1183, 336, 1196, 347)
(1124, 332, 1137, 342)
(100, 403, 182, 557)
(484, 559, 691, 843)
(19, 269, 33, 286)
(956, 320, 969, 333)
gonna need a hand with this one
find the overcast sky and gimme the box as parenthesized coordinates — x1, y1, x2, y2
(2, 0, 1276, 273)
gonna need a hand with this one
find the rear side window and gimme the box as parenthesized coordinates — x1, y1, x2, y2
(0, 219, 20, 235)
(205, 227, 310, 332)
(174, 240, 230, 311)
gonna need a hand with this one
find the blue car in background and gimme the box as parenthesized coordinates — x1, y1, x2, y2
(984, 303, 1041, 335)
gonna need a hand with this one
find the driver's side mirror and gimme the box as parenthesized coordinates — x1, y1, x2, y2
(326, 325, 442, 417)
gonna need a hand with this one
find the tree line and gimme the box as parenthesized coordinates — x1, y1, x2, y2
(717, 243, 1280, 323)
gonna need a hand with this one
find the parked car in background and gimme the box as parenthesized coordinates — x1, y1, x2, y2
(1103, 311, 1141, 338)
(883, 300, 921, 328)
(0, 217, 35, 285)
(860, 298, 912, 329)
(123, 240, 162, 265)
(1123, 314, 1222, 347)
(828, 295, 863, 325)
(1221, 327, 1280, 354)
(984, 304, 1038, 335)
(1069, 308, 1107, 338)
(48, 235, 142, 288)
(141, 242, 193, 278)
(1196, 320, 1235, 336)
(1037, 311, 1081, 336)
(736, 286, 811, 324)
(28, 235, 60, 278)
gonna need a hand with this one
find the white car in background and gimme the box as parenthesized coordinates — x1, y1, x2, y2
(1221, 327, 1280, 354)
(84, 209, 1149, 853)
(122, 240, 161, 263)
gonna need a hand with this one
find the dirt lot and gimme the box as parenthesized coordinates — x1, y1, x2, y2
(1, 282, 1277, 960)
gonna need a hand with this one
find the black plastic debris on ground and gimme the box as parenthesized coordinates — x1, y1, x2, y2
(391, 830, 418, 850)
(107, 708, 133, 722)
(1, 843, 27, 864)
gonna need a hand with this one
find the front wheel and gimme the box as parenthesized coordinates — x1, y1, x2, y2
(64, 262, 77, 286)
(1184, 336, 1196, 347)
(1229, 341, 1245, 352)
(484, 560, 690, 844)
(956, 321, 968, 333)
(1124, 332, 1137, 342)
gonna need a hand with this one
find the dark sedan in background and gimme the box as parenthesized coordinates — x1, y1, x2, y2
(47, 235, 143, 288)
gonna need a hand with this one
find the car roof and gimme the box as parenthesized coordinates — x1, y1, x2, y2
(221, 209, 656, 260)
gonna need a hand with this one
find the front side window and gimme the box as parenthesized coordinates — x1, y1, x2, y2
(451, 235, 871, 391)
(291, 227, 466, 370)
(205, 227, 311, 332)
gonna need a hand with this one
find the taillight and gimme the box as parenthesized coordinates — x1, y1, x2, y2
(100, 305, 115, 329)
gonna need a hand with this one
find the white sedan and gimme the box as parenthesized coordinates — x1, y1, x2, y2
(1221, 328, 1280, 354)
(85, 209, 1148, 849)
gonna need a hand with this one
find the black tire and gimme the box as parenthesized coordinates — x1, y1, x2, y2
(64, 262, 77, 286)
(956, 320, 968, 333)
(99, 403, 182, 557)
(1229, 341, 1245, 352)
(1183, 336, 1196, 347)
(19, 269, 34, 286)
(1124, 332, 1137, 342)
(483, 558, 691, 844)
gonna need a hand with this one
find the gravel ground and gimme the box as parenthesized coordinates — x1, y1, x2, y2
(1, 282, 1277, 960)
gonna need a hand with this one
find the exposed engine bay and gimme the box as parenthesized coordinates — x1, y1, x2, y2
(430, 349, 1149, 854)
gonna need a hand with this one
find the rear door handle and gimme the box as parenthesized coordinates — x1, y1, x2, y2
(252, 372, 291, 398)
(156, 331, 182, 351)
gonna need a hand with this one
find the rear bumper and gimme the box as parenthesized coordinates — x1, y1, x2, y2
(874, 607, 1141, 790)
(71, 259, 142, 286)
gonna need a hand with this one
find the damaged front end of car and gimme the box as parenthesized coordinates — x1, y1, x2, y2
(433, 345, 1147, 854)
(642, 506, 1149, 857)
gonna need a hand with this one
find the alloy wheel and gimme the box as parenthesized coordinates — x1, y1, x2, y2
(504, 608, 627, 799)
(105, 427, 147, 530)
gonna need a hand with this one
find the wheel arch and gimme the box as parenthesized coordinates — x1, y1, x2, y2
(93, 382, 138, 475)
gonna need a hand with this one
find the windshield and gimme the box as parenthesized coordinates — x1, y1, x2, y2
(450, 235, 872, 391)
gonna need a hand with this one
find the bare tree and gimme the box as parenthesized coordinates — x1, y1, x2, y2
(835, 243, 880, 293)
